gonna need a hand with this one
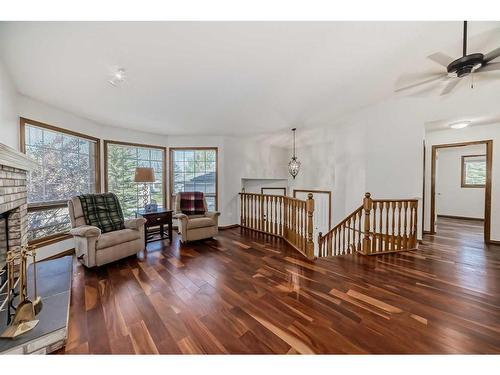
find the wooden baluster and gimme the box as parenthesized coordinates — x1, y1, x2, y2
(403, 201, 408, 249)
(385, 202, 390, 251)
(373, 203, 378, 253)
(301, 202, 304, 251)
(273, 196, 277, 235)
(269, 195, 272, 234)
(259, 195, 264, 232)
(362, 192, 373, 255)
(305, 193, 314, 259)
(252, 195, 254, 230)
(254, 195, 258, 230)
(243, 194, 246, 228)
(412, 202, 418, 248)
(303, 202, 307, 251)
(327, 233, 331, 256)
(349, 219, 353, 254)
(279, 196, 283, 236)
(240, 193, 243, 226)
(296, 201, 299, 248)
(246, 194, 249, 228)
(336, 227, 340, 255)
(357, 210, 362, 251)
(391, 201, 396, 251)
(397, 202, 402, 250)
(266, 195, 270, 233)
(253, 194, 256, 230)
(378, 202, 383, 253)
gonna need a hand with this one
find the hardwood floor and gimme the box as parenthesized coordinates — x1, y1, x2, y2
(59, 219, 500, 354)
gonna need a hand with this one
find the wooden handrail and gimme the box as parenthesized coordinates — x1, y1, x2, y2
(239, 192, 315, 259)
(318, 192, 418, 257)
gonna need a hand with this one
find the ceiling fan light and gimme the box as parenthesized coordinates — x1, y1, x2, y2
(449, 122, 470, 129)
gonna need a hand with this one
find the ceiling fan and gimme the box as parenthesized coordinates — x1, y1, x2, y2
(396, 21, 500, 96)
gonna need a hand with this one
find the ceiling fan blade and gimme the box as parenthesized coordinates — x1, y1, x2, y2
(484, 47, 500, 63)
(440, 78, 461, 96)
(428, 52, 455, 67)
(395, 74, 447, 93)
(477, 62, 500, 73)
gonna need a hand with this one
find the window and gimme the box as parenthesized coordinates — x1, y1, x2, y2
(20, 118, 100, 243)
(170, 148, 218, 211)
(105, 141, 166, 217)
(461, 155, 486, 188)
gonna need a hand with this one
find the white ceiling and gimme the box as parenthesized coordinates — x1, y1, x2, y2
(1, 21, 500, 136)
(425, 114, 500, 132)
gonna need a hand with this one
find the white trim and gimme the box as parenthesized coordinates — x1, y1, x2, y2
(0, 143, 38, 171)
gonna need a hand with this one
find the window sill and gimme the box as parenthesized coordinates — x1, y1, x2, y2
(29, 232, 72, 248)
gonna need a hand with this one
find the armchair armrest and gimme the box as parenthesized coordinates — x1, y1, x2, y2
(174, 213, 189, 222)
(205, 211, 221, 219)
(125, 217, 146, 230)
(70, 225, 101, 238)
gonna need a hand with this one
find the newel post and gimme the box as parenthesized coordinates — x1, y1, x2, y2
(306, 193, 315, 259)
(362, 192, 373, 255)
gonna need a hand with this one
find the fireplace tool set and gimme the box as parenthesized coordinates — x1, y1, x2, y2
(0, 245, 43, 339)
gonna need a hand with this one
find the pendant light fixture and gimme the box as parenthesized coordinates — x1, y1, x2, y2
(288, 128, 301, 179)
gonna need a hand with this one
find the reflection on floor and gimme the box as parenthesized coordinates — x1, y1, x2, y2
(59, 219, 500, 354)
(435, 215, 484, 244)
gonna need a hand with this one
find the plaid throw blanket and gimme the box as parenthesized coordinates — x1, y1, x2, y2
(179, 191, 205, 215)
(78, 193, 125, 233)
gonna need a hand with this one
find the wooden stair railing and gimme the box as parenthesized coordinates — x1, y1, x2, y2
(239, 192, 315, 259)
(318, 192, 418, 257)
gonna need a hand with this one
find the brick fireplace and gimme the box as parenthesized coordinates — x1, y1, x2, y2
(0, 142, 37, 307)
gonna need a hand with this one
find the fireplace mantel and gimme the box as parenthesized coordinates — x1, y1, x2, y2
(0, 142, 38, 171)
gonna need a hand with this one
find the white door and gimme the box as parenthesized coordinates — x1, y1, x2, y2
(294, 190, 331, 256)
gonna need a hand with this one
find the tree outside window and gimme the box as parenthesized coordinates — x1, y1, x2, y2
(461, 155, 486, 188)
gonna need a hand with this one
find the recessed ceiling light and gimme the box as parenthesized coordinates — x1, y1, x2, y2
(109, 67, 126, 86)
(449, 121, 470, 129)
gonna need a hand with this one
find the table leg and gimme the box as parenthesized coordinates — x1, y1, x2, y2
(168, 220, 173, 242)
(144, 223, 148, 247)
(160, 224, 164, 239)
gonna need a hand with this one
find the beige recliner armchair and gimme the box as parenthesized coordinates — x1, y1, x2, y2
(68, 197, 146, 267)
(174, 193, 220, 243)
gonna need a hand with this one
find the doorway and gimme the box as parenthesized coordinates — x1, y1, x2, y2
(430, 140, 492, 243)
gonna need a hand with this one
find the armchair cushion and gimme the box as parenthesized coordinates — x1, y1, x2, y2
(179, 191, 206, 215)
(96, 229, 141, 250)
(69, 225, 101, 238)
(78, 193, 125, 233)
(124, 217, 147, 230)
(186, 217, 216, 229)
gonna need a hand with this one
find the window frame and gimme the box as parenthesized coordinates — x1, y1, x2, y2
(103, 140, 167, 214)
(461, 154, 487, 188)
(19, 117, 101, 245)
(169, 147, 219, 211)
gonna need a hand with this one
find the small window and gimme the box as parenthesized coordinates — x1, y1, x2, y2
(461, 155, 486, 188)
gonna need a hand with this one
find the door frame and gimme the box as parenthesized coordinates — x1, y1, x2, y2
(293, 189, 332, 230)
(430, 140, 493, 243)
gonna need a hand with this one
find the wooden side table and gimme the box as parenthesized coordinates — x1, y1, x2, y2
(136, 208, 173, 246)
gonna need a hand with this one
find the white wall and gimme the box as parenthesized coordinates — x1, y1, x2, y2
(283, 80, 500, 242)
(424, 123, 500, 241)
(15, 95, 288, 258)
(0, 59, 18, 148)
(436, 144, 485, 219)
(288, 97, 425, 237)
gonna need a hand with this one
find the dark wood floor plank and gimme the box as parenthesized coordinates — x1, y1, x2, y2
(61, 217, 500, 354)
